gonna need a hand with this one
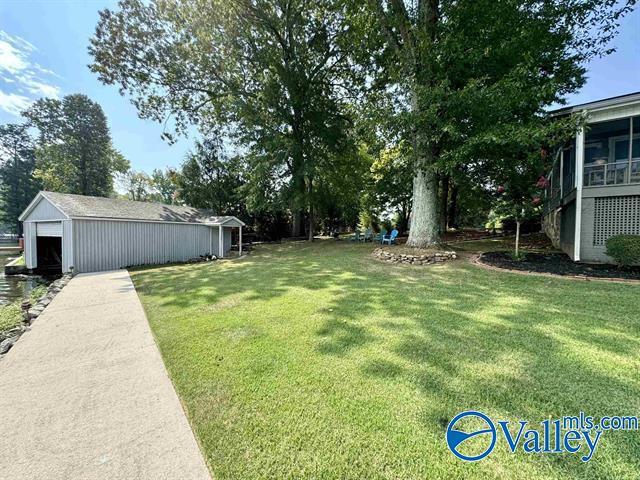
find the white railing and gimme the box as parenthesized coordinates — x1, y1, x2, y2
(584, 159, 640, 187)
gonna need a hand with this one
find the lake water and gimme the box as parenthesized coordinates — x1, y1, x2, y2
(0, 255, 52, 306)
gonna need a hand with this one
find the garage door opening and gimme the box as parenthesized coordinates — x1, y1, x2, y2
(36, 236, 62, 274)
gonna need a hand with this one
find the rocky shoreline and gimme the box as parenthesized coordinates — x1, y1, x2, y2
(0, 274, 72, 357)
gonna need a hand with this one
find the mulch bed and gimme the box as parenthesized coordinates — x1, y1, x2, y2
(480, 251, 640, 280)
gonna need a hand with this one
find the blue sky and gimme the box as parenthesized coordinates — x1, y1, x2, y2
(1, 1, 639, 174)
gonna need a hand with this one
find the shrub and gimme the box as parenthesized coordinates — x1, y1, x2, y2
(606, 235, 640, 267)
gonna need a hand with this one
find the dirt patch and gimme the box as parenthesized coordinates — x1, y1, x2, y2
(480, 251, 640, 280)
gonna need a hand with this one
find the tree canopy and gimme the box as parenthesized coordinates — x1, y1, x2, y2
(366, 0, 635, 246)
(177, 137, 247, 216)
(0, 124, 41, 234)
(87, 0, 636, 244)
(23, 94, 129, 196)
(90, 0, 371, 239)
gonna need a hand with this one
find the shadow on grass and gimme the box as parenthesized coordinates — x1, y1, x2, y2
(131, 239, 640, 478)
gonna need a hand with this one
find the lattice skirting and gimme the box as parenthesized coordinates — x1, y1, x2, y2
(593, 195, 640, 246)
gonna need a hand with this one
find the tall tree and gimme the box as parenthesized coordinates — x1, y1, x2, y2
(119, 170, 153, 201)
(368, 143, 413, 233)
(23, 94, 129, 196)
(0, 124, 41, 234)
(177, 137, 247, 216)
(90, 0, 365, 240)
(368, 0, 635, 247)
(150, 168, 180, 204)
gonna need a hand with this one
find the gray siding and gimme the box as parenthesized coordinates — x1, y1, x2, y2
(72, 220, 231, 273)
(23, 222, 37, 269)
(24, 198, 67, 221)
(62, 220, 73, 273)
(580, 197, 605, 262)
(583, 184, 640, 199)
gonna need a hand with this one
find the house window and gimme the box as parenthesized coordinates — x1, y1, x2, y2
(584, 118, 633, 186)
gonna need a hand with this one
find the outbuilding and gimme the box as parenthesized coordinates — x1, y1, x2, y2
(19, 191, 245, 274)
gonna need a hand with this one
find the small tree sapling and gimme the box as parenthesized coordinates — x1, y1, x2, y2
(493, 171, 547, 259)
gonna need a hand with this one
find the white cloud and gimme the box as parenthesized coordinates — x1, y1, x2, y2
(16, 74, 61, 97)
(0, 39, 28, 74)
(0, 30, 61, 116)
(0, 90, 32, 116)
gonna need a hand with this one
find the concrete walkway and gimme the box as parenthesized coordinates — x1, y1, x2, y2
(0, 270, 211, 480)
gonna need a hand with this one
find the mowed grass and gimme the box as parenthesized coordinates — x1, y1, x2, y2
(130, 241, 640, 479)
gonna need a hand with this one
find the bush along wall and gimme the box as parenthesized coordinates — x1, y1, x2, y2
(606, 235, 640, 267)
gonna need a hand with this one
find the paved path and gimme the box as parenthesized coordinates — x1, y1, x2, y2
(0, 270, 211, 480)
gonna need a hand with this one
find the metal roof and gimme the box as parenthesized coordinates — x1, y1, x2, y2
(20, 191, 245, 226)
(549, 91, 640, 116)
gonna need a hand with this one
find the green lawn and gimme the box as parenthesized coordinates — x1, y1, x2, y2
(131, 241, 640, 479)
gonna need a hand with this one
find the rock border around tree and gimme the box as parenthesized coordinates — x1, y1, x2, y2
(0, 274, 73, 358)
(372, 247, 457, 266)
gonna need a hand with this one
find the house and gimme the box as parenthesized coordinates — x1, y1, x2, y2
(19, 191, 245, 274)
(543, 92, 640, 263)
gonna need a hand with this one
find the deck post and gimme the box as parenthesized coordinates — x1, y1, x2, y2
(574, 125, 585, 262)
(218, 226, 223, 258)
(239, 226, 242, 256)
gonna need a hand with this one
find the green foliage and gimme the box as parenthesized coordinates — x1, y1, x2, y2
(150, 168, 180, 204)
(485, 210, 504, 232)
(606, 235, 640, 268)
(380, 217, 393, 233)
(0, 302, 22, 336)
(366, 142, 412, 233)
(314, 144, 372, 234)
(0, 124, 41, 234)
(177, 137, 246, 216)
(452, 175, 492, 229)
(119, 167, 181, 204)
(0, 283, 47, 337)
(509, 250, 527, 262)
(24, 94, 129, 196)
(90, 0, 369, 238)
(357, 210, 379, 232)
(119, 170, 153, 201)
(363, 0, 634, 244)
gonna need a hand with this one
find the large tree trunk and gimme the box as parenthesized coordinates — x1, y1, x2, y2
(406, 90, 440, 247)
(406, 152, 440, 247)
(405, 0, 440, 248)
